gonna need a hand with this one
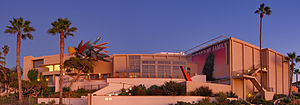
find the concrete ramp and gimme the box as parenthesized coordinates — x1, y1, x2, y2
(93, 82, 133, 96)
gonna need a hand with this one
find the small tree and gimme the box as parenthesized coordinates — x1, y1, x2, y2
(27, 69, 38, 82)
(64, 57, 93, 88)
(190, 86, 213, 96)
(202, 53, 215, 81)
(161, 81, 186, 96)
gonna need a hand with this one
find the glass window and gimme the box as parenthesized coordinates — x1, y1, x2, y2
(173, 61, 186, 65)
(142, 65, 155, 78)
(157, 65, 171, 78)
(33, 59, 44, 68)
(128, 56, 140, 72)
(173, 66, 184, 78)
(158, 61, 170, 64)
(142, 61, 155, 64)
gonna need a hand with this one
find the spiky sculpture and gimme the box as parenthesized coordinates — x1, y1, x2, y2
(68, 36, 109, 61)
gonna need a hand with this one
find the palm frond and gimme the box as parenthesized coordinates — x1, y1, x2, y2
(21, 33, 34, 40)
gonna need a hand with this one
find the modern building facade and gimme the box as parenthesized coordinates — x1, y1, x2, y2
(23, 36, 290, 100)
(187, 37, 290, 99)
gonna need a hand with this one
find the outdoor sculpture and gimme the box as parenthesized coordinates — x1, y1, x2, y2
(68, 36, 109, 62)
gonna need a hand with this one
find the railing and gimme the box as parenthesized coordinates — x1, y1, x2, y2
(76, 83, 107, 90)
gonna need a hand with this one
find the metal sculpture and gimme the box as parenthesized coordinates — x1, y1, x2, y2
(68, 36, 109, 61)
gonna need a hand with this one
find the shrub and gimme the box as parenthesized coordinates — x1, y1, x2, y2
(162, 81, 186, 96)
(27, 69, 38, 82)
(119, 88, 129, 96)
(226, 91, 238, 98)
(279, 97, 292, 105)
(63, 87, 70, 92)
(131, 85, 147, 95)
(191, 86, 212, 96)
(215, 92, 229, 105)
(273, 94, 287, 100)
(147, 85, 163, 95)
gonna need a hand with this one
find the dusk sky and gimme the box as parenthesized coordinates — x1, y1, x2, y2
(1, 0, 300, 69)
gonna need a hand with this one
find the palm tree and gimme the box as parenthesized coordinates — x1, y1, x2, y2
(2, 45, 9, 68)
(294, 68, 300, 87)
(1, 45, 9, 80)
(48, 18, 77, 104)
(254, 3, 271, 91)
(4, 17, 35, 104)
(284, 52, 300, 97)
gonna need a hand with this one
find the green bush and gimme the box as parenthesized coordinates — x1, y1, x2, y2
(226, 91, 238, 98)
(147, 85, 163, 95)
(162, 81, 186, 96)
(273, 94, 287, 100)
(131, 85, 147, 96)
(63, 87, 70, 92)
(215, 92, 229, 105)
(191, 86, 212, 96)
(27, 69, 38, 82)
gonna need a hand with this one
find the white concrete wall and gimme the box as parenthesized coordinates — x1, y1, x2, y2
(106, 78, 185, 88)
(186, 81, 231, 94)
(90, 96, 236, 105)
(38, 98, 87, 105)
(55, 75, 107, 92)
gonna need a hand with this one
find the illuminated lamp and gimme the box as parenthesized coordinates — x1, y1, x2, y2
(263, 68, 267, 70)
(236, 74, 240, 76)
(37, 78, 40, 81)
(248, 70, 251, 72)
(46, 78, 49, 81)
(248, 93, 252, 97)
(63, 73, 65, 75)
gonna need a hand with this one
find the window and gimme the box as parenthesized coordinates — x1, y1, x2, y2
(158, 61, 170, 64)
(173, 66, 185, 78)
(128, 56, 140, 72)
(142, 65, 155, 77)
(157, 65, 171, 78)
(142, 61, 155, 64)
(173, 61, 186, 65)
(33, 59, 44, 68)
(90, 74, 99, 80)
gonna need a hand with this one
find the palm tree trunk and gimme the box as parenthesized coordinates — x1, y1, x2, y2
(259, 13, 264, 95)
(59, 32, 64, 104)
(17, 31, 23, 104)
(297, 73, 298, 88)
(289, 63, 294, 97)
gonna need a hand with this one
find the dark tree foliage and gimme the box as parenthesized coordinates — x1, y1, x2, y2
(161, 81, 186, 96)
(190, 86, 212, 96)
(27, 69, 38, 82)
(202, 53, 215, 81)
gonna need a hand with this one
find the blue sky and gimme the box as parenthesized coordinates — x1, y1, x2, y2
(0, 0, 300, 70)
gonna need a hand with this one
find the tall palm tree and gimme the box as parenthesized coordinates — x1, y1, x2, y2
(294, 68, 300, 87)
(254, 3, 271, 91)
(284, 52, 300, 97)
(48, 18, 77, 104)
(4, 17, 35, 104)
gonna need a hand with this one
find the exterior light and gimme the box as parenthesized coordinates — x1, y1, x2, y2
(108, 94, 111, 96)
(263, 68, 266, 70)
(37, 78, 40, 81)
(236, 74, 240, 76)
(88, 74, 90, 76)
(248, 70, 251, 72)
(45, 78, 49, 81)
(125, 90, 129, 92)
(63, 73, 65, 75)
(115, 93, 118, 96)
(129, 88, 132, 90)
(99, 73, 101, 76)
(248, 93, 252, 97)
